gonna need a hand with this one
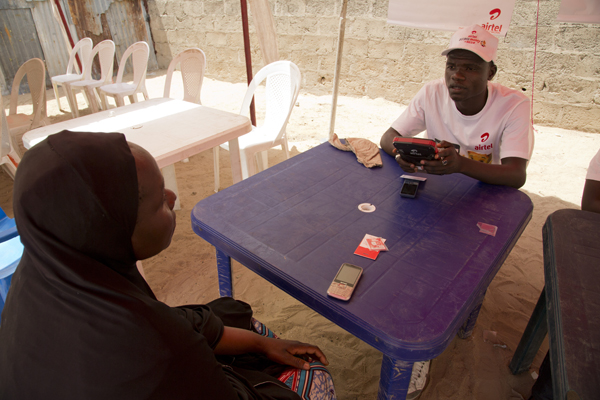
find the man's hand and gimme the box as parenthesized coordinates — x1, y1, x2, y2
(393, 151, 422, 173)
(420, 140, 461, 175)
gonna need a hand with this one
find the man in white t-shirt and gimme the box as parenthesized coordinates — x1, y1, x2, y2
(380, 24, 534, 188)
(582, 149, 600, 213)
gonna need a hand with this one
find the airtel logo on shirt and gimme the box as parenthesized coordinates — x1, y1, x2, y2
(475, 133, 493, 150)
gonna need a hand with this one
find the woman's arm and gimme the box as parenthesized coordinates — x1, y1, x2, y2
(214, 326, 329, 370)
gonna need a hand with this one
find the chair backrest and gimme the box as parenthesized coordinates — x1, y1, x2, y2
(65, 37, 93, 75)
(163, 48, 206, 104)
(115, 41, 149, 87)
(8, 58, 47, 126)
(82, 39, 115, 83)
(239, 61, 301, 143)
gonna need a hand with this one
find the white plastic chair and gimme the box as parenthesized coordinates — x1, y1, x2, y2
(6, 58, 49, 159)
(163, 48, 206, 103)
(98, 41, 150, 109)
(50, 37, 93, 117)
(161, 48, 207, 207)
(68, 39, 115, 117)
(0, 96, 19, 179)
(214, 60, 301, 188)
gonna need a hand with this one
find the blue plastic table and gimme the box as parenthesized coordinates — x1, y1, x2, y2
(191, 143, 533, 399)
(510, 209, 600, 399)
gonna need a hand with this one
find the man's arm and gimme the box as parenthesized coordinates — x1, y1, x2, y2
(384, 133, 528, 188)
(582, 179, 600, 213)
(421, 141, 528, 188)
(380, 127, 401, 156)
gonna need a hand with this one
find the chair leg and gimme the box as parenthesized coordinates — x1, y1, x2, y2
(99, 93, 109, 111)
(129, 94, 137, 104)
(116, 95, 125, 108)
(52, 82, 65, 113)
(239, 149, 252, 180)
(258, 150, 268, 172)
(68, 86, 80, 118)
(282, 137, 290, 159)
(241, 150, 257, 179)
(86, 87, 101, 113)
(213, 146, 220, 193)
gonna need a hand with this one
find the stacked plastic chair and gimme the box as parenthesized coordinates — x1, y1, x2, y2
(68, 39, 116, 117)
(51, 37, 94, 117)
(98, 41, 150, 109)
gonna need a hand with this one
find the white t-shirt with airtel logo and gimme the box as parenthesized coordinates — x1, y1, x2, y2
(391, 78, 533, 165)
(586, 149, 600, 181)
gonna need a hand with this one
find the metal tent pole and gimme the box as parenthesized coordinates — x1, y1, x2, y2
(328, 0, 348, 140)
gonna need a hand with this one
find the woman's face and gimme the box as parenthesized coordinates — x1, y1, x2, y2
(130, 145, 177, 260)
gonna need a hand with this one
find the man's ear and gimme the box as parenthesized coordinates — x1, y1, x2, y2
(488, 62, 498, 81)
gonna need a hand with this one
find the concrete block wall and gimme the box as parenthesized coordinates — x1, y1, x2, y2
(146, 0, 600, 133)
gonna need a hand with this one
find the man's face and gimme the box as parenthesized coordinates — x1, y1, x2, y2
(444, 50, 497, 113)
(130, 145, 177, 260)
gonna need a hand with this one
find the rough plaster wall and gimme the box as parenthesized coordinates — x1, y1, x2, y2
(146, 0, 600, 133)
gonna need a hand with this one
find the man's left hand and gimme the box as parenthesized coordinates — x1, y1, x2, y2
(421, 140, 461, 175)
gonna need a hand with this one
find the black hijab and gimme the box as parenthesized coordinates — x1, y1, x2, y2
(0, 131, 239, 399)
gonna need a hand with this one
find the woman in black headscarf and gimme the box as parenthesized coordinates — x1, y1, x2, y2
(0, 130, 335, 399)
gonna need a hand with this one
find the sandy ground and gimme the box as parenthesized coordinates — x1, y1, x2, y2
(2, 70, 600, 399)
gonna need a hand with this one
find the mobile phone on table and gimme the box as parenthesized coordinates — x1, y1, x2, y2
(400, 179, 419, 198)
(393, 137, 438, 165)
(327, 263, 363, 301)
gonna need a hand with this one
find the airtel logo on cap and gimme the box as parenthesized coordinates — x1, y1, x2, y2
(489, 8, 501, 20)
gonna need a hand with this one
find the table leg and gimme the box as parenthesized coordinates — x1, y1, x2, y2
(509, 287, 548, 375)
(457, 290, 487, 339)
(216, 248, 234, 298)
(161, 164, 181, 210)
(378, 354, 412, 400)
(228, 138, 242, 184)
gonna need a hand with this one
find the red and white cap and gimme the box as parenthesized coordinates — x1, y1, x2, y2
(441, 24, 498, 62)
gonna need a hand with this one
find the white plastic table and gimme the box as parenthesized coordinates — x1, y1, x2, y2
(23, 98, 252, 208)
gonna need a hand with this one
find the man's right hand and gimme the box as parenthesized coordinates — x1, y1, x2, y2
(394, 151, 421, 173)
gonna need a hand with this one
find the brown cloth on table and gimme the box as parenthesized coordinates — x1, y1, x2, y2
(328, 133, 383, 168)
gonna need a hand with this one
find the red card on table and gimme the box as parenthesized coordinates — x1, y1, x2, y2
(477, 222, 498, 237)
(355, 234, 388, 260)
(354, 245, 380, 260)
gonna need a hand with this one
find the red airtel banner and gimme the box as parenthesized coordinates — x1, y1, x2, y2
(387, 0, 516, 36)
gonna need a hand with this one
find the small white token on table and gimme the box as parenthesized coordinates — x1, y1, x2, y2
(358, 203, 376, 213)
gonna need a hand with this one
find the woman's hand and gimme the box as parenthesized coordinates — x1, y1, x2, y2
(215, 326, 328, 370)
(260, 338, 329, 370)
